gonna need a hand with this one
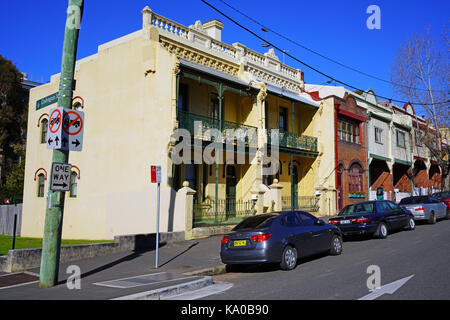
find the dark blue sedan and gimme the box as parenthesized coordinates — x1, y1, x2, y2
(220, 211, 343, 271)
(328, 200, 415, 239)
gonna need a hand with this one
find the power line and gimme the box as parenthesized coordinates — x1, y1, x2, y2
(217, 0, 447, 94)
(201, 0, 449, 106)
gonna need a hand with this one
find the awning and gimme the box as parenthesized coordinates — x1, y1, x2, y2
(178, 58, 320, 108)
(266, 84, 320, 108)
(179, 58, 255, 89)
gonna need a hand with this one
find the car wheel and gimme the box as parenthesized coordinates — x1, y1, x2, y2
(428, 211, 436, 224)
(375, 222, 388, 239)
(329, 235, 343, 255)
(445, 209, 450, 220)
(405, 217, 415, 230)
(280, 245, 297, 271)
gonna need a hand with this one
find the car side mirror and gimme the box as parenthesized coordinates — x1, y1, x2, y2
(315, 219, 325, 226)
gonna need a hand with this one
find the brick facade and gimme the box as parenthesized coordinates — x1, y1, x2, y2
(334, 94, 368, 210)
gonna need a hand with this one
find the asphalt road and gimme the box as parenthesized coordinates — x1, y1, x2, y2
(205, 218, 450, 300)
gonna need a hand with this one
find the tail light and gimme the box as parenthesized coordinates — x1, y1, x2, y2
(329, 220, 339, 225)
(355, 217, 370, 223)
(414, 207, 425, 212)
(221, 236, 230, 245)
(251, 233, 272, 242)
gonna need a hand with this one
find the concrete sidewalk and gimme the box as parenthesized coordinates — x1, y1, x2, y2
(0, 234, 226, 300)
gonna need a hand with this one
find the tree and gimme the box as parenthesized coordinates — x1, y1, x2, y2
(0, 54, 27, 193)
(390, 26, 450, 190)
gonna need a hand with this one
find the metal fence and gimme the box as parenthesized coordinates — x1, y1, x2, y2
(0, 204, 23, 236)
(193, 198, 255, 227)
(281, 196, 319, 212)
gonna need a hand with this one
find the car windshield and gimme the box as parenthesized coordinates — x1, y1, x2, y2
(432, 191, 450, 198)
(399, 196, 431, 205)
(232, 214, 277, 230)
(338, 203, 375, 216)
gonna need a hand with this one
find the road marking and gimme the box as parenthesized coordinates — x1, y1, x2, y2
(93, 272, 197, 289)
(358, 275, 414, 300)
(162, 281, 233, 300)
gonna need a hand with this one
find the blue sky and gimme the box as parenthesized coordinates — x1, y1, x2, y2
(1, 0, 448, 104)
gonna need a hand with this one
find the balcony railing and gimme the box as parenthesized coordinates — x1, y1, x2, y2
(177, 110, 258, 147)
(267, 129, 318, 153)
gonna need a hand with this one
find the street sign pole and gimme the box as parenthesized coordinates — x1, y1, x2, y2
(40, 0, 84, 288)
(155, 181, 160, 269)
(151, 165, 162, 269)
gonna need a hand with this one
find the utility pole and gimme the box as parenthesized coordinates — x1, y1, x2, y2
(40, 0, 84, 288)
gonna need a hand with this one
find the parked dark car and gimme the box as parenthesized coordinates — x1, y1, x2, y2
(399, 195, 449, 223)
(328, 200, 415, 239)
(220, 211, 343, 271)
(431, 191, 450, 212)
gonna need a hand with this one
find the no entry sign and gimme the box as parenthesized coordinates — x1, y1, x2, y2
(46, 107, 84, 151)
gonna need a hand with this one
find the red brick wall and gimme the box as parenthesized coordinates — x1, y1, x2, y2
(335, 95, 368, 209)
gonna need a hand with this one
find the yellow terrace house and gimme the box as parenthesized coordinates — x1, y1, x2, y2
(21, 7, 328, 241)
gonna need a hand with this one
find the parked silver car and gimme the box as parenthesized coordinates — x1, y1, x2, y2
(399, 196, 448, 224)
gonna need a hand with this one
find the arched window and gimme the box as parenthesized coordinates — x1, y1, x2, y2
(348, 163, 363, 192)
(70, 172, 78, 198)
(40, 119, 48, 144)
(37, 173, 45, 197)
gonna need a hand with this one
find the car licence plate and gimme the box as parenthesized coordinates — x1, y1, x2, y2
(233, 240, 247, 247)
(340, 220, 351, 224)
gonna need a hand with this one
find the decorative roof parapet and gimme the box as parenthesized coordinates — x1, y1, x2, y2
(145, 8, 304, 92)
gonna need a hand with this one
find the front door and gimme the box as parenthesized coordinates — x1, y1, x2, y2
(226, 165, 237, 218)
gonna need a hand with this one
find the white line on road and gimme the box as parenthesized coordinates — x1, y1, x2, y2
(162, 281, 233, 300)
(358, 275, 414, 300)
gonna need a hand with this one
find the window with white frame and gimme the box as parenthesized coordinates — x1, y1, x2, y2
(40, 119, 48, 144)
(37, 174, 45, 197)
(69, 172, 78, 198)
(396, 130, 406, 148)
(375, 127, 383, 144)
(338, 119, 360, 144)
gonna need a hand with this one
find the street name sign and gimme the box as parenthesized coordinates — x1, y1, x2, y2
(36, 92, 58, 111)
(46, 107, 84, 151)
(50, 162, 72, 191)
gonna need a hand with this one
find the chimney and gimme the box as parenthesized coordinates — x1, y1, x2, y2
(203, 19, 224, 41)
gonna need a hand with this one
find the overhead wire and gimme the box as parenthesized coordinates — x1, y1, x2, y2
(217, 0, 447, 94)
(200, 0, 449, 106)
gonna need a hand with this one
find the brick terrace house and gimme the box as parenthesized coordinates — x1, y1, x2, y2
(305, 85, 368, 211)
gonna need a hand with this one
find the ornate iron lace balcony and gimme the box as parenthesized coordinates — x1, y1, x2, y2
(267, 129, 318, 153)
(177, 110, 258, 148)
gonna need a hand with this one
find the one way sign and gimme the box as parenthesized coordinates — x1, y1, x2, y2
(50, 162, 72, 191)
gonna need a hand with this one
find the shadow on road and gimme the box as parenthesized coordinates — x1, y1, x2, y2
(56, 243, 169, 285)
